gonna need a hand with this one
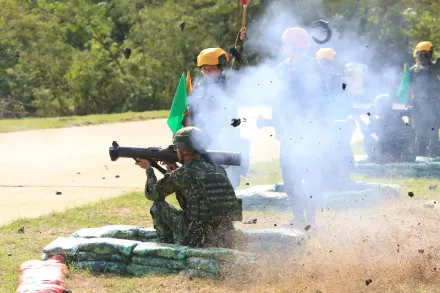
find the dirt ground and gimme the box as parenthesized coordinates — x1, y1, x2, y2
(61, 200, 440, 293)
(0, 108, 285, 225)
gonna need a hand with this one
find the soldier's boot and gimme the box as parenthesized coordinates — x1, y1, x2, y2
(284, 183, 307, 228)
(287, 204, 307, 228)
(150, 200, 187, 244)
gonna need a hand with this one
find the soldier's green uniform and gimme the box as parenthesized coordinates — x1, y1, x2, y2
(144, 127, 243, 248)
(185, 30, 250, 190)
(408, 41, 440, 157)
(231, 28, 248, 70)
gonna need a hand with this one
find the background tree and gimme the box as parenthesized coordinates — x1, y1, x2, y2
(0, 0, 436, 117)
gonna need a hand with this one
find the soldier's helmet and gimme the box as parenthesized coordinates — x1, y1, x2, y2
(173, 127, 207, 152)
(316, 48, 336, 61)
(416, 41, 434, 54)
(415, 41, 434, 63)
(282, 27, 310, 48)
(197, 48, 229, 68)
(281, 27, 310, 56)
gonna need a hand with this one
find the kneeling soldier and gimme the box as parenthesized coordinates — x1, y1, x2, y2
(135, 127, 243, 248)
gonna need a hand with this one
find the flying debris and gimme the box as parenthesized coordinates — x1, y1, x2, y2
(122, 48, 131, 59)
(243, 218, 257, 224)
(231, 118, 241, 127)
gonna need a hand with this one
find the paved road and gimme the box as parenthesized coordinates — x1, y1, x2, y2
(0, 108, 281, 224)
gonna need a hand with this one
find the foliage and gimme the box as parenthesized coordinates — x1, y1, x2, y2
(0, 0, 437, 116)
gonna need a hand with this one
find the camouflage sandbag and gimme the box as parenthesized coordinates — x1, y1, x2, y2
(187, 257, 222, 274)
(71, 225, 140, 240)
(127, 263, 178, 276)
(71, 252, 130, 264)
(185, 247, 245, 261)
(180, 269, 220, 279)
(132, 256, 187, 270)
(137, 228, 157, 241)
(43, 237, 86, 257)
(133, 242, 187, 260)
(76, 238, 140, 257)
(73, 261, 128, 274)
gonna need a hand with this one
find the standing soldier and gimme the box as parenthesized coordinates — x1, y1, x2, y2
(408, 41, 440, 157)
(316, 48, 356, 186)
(184, 28, 250, 190)
(272, 27, 325, 227)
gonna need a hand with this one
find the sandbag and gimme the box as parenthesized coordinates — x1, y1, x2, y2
(185, 247, 240, 261)
(179, 269, 219, 279)
(17, 256, 68, 293)
(71, 251, 130, 264)
(76, 238, 140, 257)
(133, 242, 187, 260)
(73, 261, 128, 274)
(187, 257, 222, 274)
(137, 227, 157, 241)
(20, 257, 67, 273)
(132, 256, 187, 270)
(127, 263, 178, 276)
(43, 237, 85, 257)
(19, 268, 66, 287)
(72, 225, 141, 240)
(16, 283, 67, 293)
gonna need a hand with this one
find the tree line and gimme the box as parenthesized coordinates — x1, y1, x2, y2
(0, 0, 437, 118)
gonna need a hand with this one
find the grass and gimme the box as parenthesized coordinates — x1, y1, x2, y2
(352, 174, 440, 200)
(0, 110, 169, 133)
(1, 161, 440, 292)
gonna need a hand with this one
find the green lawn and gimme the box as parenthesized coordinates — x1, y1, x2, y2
(0, 110, 169, 133)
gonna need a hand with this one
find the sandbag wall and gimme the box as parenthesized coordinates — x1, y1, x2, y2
(42, 225, 254, 278)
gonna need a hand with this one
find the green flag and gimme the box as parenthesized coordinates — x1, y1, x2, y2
(397, 63, 411, 104)
(167, 72, 188, 134)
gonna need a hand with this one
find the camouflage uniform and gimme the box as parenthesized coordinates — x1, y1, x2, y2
(145, 157, 243, 248)
(186, 32, 250, 190)
(231, 29, 248, 70)
(409, 61, 440, 157)
(273, 56, 325, 225)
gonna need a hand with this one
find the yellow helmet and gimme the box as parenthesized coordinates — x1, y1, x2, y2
(197, 48, 229, 67)
(316, 48, 336, 61)
(415, 41, 433, 53)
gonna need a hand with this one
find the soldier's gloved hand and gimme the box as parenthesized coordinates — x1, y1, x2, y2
(239, 27, 247, 41)
(161, 162, 180, 173)
(135, 158, 150, 169)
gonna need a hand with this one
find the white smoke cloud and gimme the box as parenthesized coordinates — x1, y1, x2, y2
(188, 0, 406, 195)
